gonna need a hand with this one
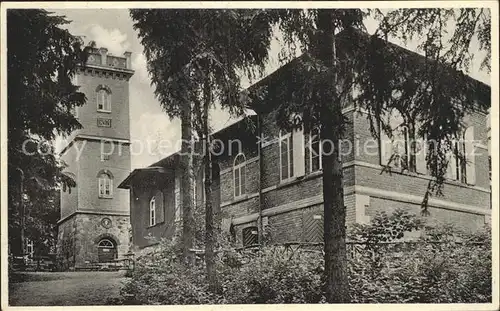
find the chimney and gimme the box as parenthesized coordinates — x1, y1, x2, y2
(124, 51, 132, 69)
(98, 47, 108, 66)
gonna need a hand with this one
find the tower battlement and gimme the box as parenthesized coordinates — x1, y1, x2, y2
(86, 47, 133, 71)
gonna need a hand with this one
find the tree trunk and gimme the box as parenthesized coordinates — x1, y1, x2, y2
(181, 101, 195, 265)
(203, 79, 218, 293)
(317, 9, 350, 303)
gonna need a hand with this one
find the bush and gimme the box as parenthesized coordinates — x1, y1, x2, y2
(348, 211, 492, 303)
(223, 247, 324, 303)
(117, 238, 222, 305)
(117, 209, 491, 304)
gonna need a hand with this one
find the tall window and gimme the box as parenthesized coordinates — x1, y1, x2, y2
(380, 109, 410, 170)
(149, 197, 156, 226)
(279, 131, 294, 181)
(310, 127, 322, 173)
(446, 126, 475, 184)
(233, 153, 246, 198)
(98, 171, 113, 198)
(96, 86, 111, 112)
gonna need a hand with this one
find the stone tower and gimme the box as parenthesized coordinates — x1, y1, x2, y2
(57, 47, 134, 270)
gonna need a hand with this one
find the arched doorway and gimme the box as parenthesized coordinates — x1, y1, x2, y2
(97, 238, 117, 263)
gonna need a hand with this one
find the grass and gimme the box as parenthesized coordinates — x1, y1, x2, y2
(8, 271, 127, 306)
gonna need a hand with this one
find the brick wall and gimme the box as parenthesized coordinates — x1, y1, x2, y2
(76, 140, 131, 214)
(351, 109, 490, 212)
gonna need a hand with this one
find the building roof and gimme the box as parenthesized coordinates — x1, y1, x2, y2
(118, 110, 257, 189)
(119, 28, 490, 189)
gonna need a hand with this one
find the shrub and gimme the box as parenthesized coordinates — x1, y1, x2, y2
(117, 209, 491, 304)
(223, 247, 324, 304)
(117, 238, 222, 305)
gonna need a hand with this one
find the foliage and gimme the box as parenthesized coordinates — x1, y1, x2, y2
(7, 9, 91, 255)
(118, 238, 222, 305)
(118, 209, 491, 304)
(130, 9, 280, 290)
(223, 248, 324, 304)
(347, 210, 491, 303)
(130, 9, 276, 121)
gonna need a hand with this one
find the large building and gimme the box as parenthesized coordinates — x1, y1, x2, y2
(119, 31, 491, 251)
(57, 47, 134, 270)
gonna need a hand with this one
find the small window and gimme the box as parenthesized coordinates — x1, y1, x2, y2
(98, 172, 113, 198)
(310, 127, 322, 173)
(242, 226, 258, 247)
(96, 86, 111, 112)
(149, 197, 156, 226)
(279, 131, 294, 181)
(233, 153, 246, 198)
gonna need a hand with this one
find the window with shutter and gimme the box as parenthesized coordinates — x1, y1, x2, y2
(464, 126, 476, 185)
(233, 153, 246, 198)
(415, 124, 427, 174)
(292, 126, 305, 177)
(279, 131, 294, 182)
(155, 190, 165, 224)
(309, 127, 322, 173)
(380, 109, 408, 169)
(149, 197, 156, 226)
(174, 177, 181, 221)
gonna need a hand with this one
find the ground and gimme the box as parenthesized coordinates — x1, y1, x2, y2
(8, 271, 127, 306)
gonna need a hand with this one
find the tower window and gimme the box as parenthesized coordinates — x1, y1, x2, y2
(96, 86, 112, 112)
(98, 171, 113, 198)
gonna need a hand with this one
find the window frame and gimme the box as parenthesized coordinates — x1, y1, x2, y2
(448, 134, 467, 183)
(233, 153, 246, 199)
(279, 130, 294, 182)
(96, 87, 112, 113)
(97, 239, 114, 248)
(149, 196, 156, 227)
(309, 127, 322, 173)
(98, 172, 113, 198)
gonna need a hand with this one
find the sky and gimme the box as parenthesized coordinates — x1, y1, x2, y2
(51, 8, 491, 169)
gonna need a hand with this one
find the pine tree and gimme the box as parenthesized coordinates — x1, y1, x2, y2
(7, 9, 90, 256)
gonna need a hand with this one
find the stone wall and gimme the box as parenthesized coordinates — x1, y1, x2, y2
(57, 213, 130, 270)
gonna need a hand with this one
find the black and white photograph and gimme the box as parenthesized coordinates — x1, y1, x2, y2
(1, 1, 498, 308)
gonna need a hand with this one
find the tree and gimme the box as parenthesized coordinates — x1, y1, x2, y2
(251, 8, 490, 302)
(130, 10, 274, 290)
(7, 9, 89, 256)
(132, 8, 490, 302)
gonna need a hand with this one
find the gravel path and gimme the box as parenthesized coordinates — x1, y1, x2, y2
(8, 271, 127, 306)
